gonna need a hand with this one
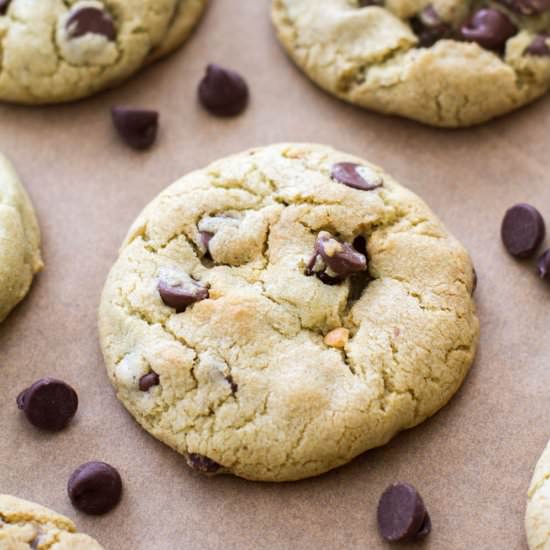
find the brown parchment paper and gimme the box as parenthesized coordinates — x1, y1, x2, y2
(1, 1, 550, 548)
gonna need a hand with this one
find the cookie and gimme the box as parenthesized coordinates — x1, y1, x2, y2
(146, 0, 208, 64)
(0, 494, 104, 549)
(271, 0, 550, 127)
(99, 143, 479, 482)
(0, 0, 207, 104)
(526, 440, 550, 549)
(0, 155, 42, 322)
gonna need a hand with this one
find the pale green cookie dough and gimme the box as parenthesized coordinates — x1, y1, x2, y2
(0, 155, 42, 323)
(99, 143, 479, 482)
(146, 0, 208, 64)
(0, 494, 104, 550)
(526, 441, 550, 549)
(0, 0, 206, 104)
(271, 0, 550, 127)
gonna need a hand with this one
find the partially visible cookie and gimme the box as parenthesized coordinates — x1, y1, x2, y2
(0, 155, 42, 322)
(271, 0, 550, 127)
(99, 143, 479, 482)
(0, 494, 104, 549)
(0, 0, 207, 104)
(146, 0, 208, 64)
(526, 441, 550, 549)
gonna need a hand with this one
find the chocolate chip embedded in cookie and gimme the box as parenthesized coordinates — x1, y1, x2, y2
(525, 33, 550, 56)
(271, 0, 550, 127)
(99, 143, 479, 481)
(66, 6, 117, 40)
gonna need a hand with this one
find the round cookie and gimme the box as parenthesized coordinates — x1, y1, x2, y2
(526, 441, 550, 549)
(99, 143, 479, 482)
(0, 155, 42, 322)
(0, 0, 206, 104)
(271, 0, 550, 127)
(146, 0, 208, 64)
(0, 494, 104, 549)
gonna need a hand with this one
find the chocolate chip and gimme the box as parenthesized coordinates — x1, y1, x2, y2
(537, 249, 550, 280)
(17, 378, 78, 432)
(0, 0, 11, 15)
(198, 64, 249, 117)
(410, 6, 452, 47)
(158, 278, 209, 313)
(66, 7, 116, 41)
(460, 9, 517, 51)
(68, 462, 122, 515)
(496, 0, 550, 15)
(501, 203, 545, 258)
(139, 371, 160, 391)
(377, 483, 431, 542)
(525, 33, 550, 56)
(331, 162, 383, 191)
(186, 453, 222, 474)
(111, 107, 159, 150)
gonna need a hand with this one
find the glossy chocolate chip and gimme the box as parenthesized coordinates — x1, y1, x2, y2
(17, 378, 78, 431)
(501, 203, 545, 258)
(158, 278, 209, 313)
(537, 249, 550, 280)
(0, 0, 11, 15)
(198, 64, 249, 117)
(331, 162, 383, 191)
(525, 33, 550, 56)
(460, 9, 517, 51)
(68, 462, 122, 515)
(496, 0, 550, 14)
(410, 5, 452, 47)
(186, 453, 222, 474)
(139, 371, 160, 391)
(66, 7, 116, 41)
(111, 107, 159, 150)
(377, 483, 431, 542)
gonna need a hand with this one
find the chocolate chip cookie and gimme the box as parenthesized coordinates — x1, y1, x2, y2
(526, 440, 550, 549)
(0, 154, 42, 322)
(271, 0, 550, 127)
(0, 494, 104, 549)
(99, 143, 479, 481)
(0, 0, 207, 104)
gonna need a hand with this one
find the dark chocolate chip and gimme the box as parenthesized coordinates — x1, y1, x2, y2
(496, 0, 550, 15)
(111, 107, 159, 150)
(0, 0, 11, 15)
(501, 203, 545, 258)
(410, 5, 452, 48)
(186, 453, 222, 474)
(139, 371, 160, 391)
(537, 249, 550, 280)
(525, 33, 550, 56)
(226, 375, 238, 394)
(198, 64, 249, 117)
(459, 9, 517, 51)
(358, 0, 384, 6)
(331, 162, 383, 191)
(68, 462, 122, 515)
(17, 378, 78, 432)
(158, 278, 209, 313)
(66, 7, 116, 41)
(377, 483, 430, 542)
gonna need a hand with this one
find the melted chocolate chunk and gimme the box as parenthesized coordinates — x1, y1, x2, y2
(158, 278, 209, 313)
(139, 371, 160, 391)
(460, 9, 517, 51)
(331, 162, 383, 191)
(66, 7, 116, 40)
(525, 33, 550, 56)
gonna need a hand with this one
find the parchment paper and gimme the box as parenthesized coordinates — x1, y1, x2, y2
(1, 1, 549, 548)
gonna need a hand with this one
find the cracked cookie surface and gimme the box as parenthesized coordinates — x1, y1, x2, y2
(99, 143, 479, 482)
(0, 0, 207, 104)
(271, 0, 550, 127)
(0, 154, 42, 323)
(526, 441, 550, 549)
(0, 494, 104, 549)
